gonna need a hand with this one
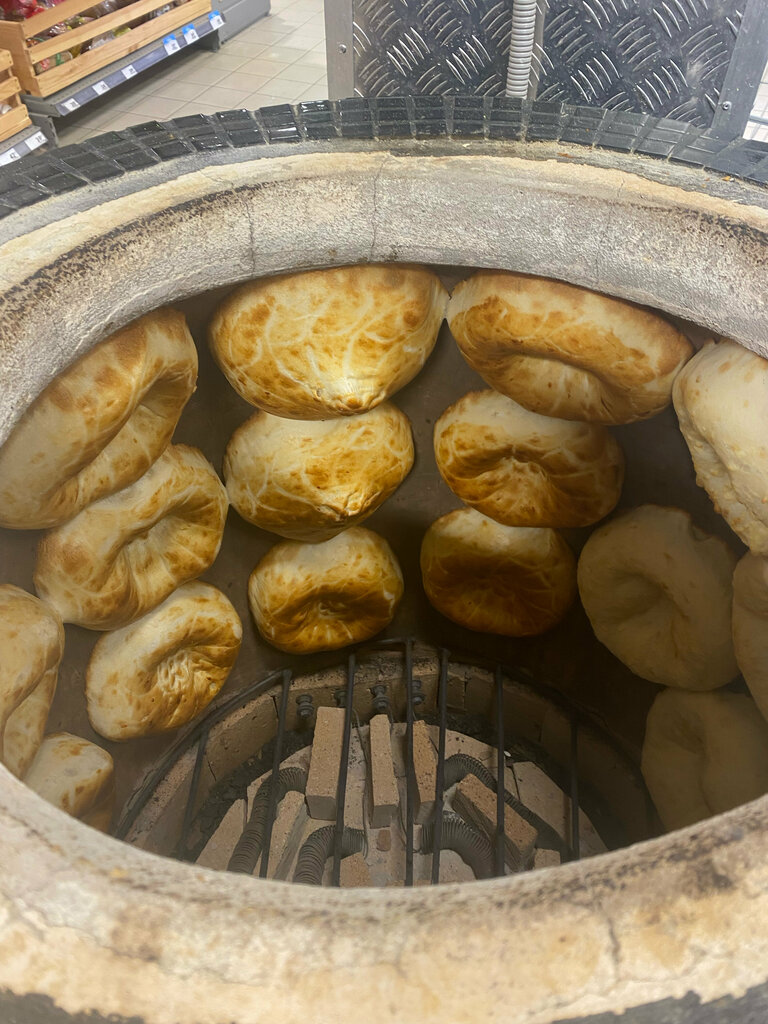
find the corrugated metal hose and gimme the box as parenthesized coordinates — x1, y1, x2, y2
(293, 826, 366, 885)
(444, 753, 568, 858)
(227, 766, 307, 874)
(421, 813, 495, 879)
(505, 0, 538, 97)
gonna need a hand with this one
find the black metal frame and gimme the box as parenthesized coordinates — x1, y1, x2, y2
(331, 655, 356, 885)
(258, 669, 292, 878)
(711, 0, 768, 138)
(430, 648, 449, 884)
(117, 637, 652, 886)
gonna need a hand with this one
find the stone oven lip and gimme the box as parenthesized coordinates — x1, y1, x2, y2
(2, 130, 768, 245)
(1, 133, 768, 1022)
(2, 758, 768, 1023)
(0, 143, 766, 446)
(1, 99, 767, 236)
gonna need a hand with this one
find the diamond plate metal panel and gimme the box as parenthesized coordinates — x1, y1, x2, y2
(353, 0, 512, 98)
(537, 0, 742, 126)
(351, 0, 747, 128)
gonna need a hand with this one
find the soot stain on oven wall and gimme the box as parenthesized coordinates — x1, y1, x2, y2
(0, 989, 147, 1024)
(555, 984, 768, 1023)
(3, 985, 768, 1024)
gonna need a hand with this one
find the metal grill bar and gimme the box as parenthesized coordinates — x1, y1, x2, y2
(404, 638, 415, 887)
(117, 667, 285, 841)
(569, 712, 581, 861)
(180, 723, 210, 847)
(431, 647, 450, 884)
(258, 669, 292, 879)
(494, 665, 506, 877)
(332, 652, 356, 886)
(120, 638, 651, 877)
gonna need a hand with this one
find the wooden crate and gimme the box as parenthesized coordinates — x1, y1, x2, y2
(0, 48, 31, 142)
(0, 0, 211, 97)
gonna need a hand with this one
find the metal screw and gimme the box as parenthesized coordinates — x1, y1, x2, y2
(338, 42, 347, 53)
(371, 683, 390, 715)
(721, 100, 732, 110)
(334, 686, 347, 708)
(296, 693, 314, 721)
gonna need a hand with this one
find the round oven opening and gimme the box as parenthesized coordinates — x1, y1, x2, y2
(0, 256, 746, 884)
(1, 139, 767, 1023)
(120, 640, 647, 886)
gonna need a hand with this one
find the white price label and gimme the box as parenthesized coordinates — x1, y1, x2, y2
(93, 80, 110, 95)
(0, 147, 20, 166)
(62, 97, 80, 112)
(163, 34, 180, 54)
(182, 23, 199, 43)
(28, 130, 47, 150)
(122, 64, 137, 79)
(209, 11, 224, 28)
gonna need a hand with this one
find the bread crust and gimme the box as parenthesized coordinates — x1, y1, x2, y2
(434, 389, 624, 527)
(86, 582, 242, 740)
(248, 527, 403, 653)
(35, 445, 228, 630)
(225, 403, 414, 541)
(0, 584, 64, 778)
(733, 553, 768, 725)
(674, 340, 768, 554)
(642, 688, 768, 831)
(209, 265, 448, 418)
(420, 507, 577, 636)
(0, 308, 197, 529)
(24, 732, 115, 831)
(448, 271, 693, 424)
(577, 504, 738, 689)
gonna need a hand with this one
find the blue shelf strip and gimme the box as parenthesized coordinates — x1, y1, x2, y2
(0, 127, 48, 168)
(51, 10, 225, 117)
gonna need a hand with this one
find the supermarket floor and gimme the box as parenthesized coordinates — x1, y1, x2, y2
(57, 0, 327, 146)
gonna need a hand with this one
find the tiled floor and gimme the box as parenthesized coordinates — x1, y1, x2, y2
(745, 62, 768, 143)
(57, 0, 327, 146)
(46, 7, 768, 149)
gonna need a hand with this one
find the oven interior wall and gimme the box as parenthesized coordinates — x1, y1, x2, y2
(0, 265, 740, 828)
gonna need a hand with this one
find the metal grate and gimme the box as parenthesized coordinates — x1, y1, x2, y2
(117, 638, 653, 884)
(344, 0, 768, 132)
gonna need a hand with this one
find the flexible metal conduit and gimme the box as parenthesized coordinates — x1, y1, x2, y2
(444, 753, 568, 857)
(227, 766, 307, 874)
(293, 826, 366, 885)
(505, 0, 538, 97)
(422, 813, 494, 879)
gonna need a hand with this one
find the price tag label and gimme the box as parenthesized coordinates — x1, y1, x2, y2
(182, 23, 199, 43)
(122, 64, 137, 79)
(209, 10, 224, 28)
(62, 97, 80, 112)
(0, 147, 20, 166)
(93, 79, 110, 95)
(163, 33, 180, 54)
(28, 130, 47, 150)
